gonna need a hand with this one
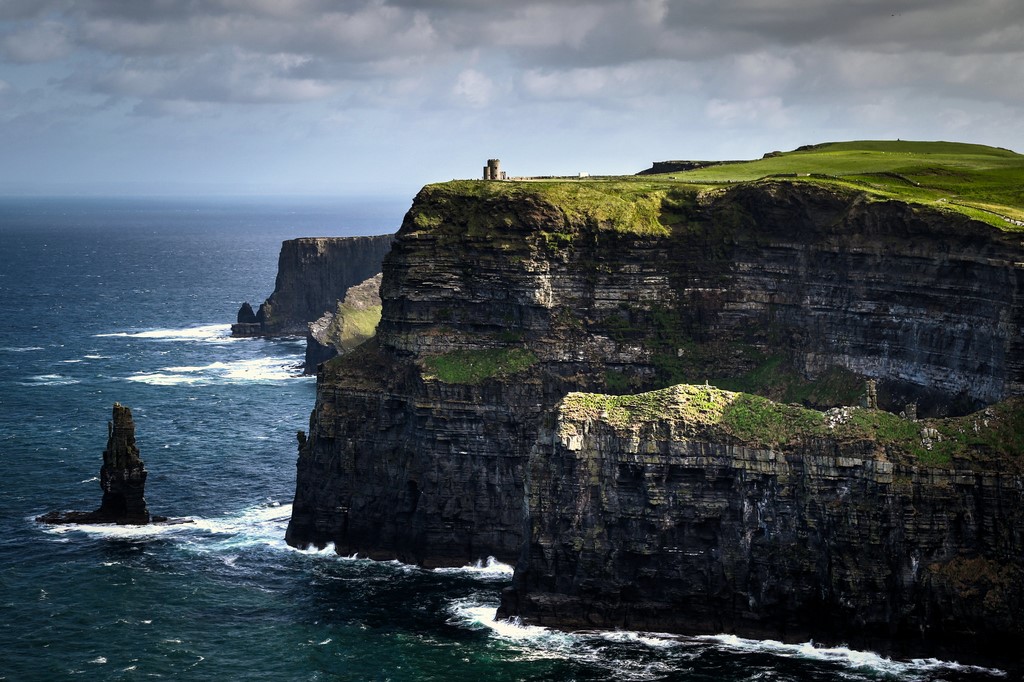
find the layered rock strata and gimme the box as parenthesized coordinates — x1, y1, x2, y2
(38, 403, 154, 525)
(232, 234, 394, 337)
(287, 179, 1024, 644)
(498, 386, 1024, 660)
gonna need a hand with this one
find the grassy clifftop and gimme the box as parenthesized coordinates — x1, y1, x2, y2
(663, 140, 1024, 228)
(417, 141, 1024, 232)
(561, 384, 1024, 470)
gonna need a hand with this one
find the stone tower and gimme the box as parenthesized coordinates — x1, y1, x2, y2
(483, 159, 504, 180)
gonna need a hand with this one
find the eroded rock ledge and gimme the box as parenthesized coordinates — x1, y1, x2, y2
(498, 386, 1024, 661)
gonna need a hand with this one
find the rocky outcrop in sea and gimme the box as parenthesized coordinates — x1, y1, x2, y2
(38, 403, 156, 525)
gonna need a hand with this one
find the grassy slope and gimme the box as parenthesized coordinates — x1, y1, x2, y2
(657, 140, 1024, 228)
(421, 141, 1024, 232)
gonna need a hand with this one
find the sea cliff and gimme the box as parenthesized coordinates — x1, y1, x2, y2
(233, 234, 394, 337)
(499, 385, 1023, 659)
(286, 161, 1024, 660)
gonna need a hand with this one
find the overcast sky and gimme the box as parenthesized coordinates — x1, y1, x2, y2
(1, 0, 1022, 197)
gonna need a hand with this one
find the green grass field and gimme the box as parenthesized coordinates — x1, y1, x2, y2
(648, 140, 1024, 229)
(427, 141, 1024, 232)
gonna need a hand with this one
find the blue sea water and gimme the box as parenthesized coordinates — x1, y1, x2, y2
(0, 197, 1010, 681)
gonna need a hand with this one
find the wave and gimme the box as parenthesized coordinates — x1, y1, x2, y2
(699, 633, 1007, 679)
(94, 324, 237, 344)
(37, 502, 337, 561)
(449, 603, 1007, 680)
(18, 374, 80, 387)
(0, 345, 44, 352)
(124, 372, 205, 386)
(433, 556, 515, 580)
(126, 357, 307, 386)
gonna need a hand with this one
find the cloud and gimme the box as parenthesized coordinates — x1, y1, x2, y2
(705, 96, 792, 128)
(3, 0, 1023, 113)
(452, 68, 495, 107)
(0, 20, 71, 62)
(2, 0, 1024, 194)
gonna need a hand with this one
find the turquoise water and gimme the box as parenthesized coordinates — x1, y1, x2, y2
(0, 198, 1008, 680)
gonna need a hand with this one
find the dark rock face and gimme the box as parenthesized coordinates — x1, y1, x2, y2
(302, 323, 338, 372)
(37, 403, 151, 525)
(236, 301, 258, 324)
(98, 403, 150, 524)
(499, 395, 1024, 661)
(636, 159, 745, 175)
(232, 235, 394, 337)
(286, 180, 1024, 660)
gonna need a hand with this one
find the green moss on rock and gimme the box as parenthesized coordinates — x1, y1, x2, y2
(560, 383, 1024, 469)
(422, 347, 538, 384)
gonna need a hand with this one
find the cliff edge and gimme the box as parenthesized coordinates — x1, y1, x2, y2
(232, 234, 394, 337)
(287, 143, 1024, 662)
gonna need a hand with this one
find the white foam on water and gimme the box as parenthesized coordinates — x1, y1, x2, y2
(95, 324, 237, 343)
(35, 502, 294, 556)
(449, 602, 1008, 680)
(186, 502, 295, 553)
(126, 357, 305, 386)
(220, 357, 303, 382)
(698, 633, 1007, 678)
(39, 518, 198, 541)
(19, 374, 80, 386)
(0, 346, 44, 352)
(433, 556, 515, 579)
(597, 630, 681, 649)
(286, 542, 341, 556)
(125, 372, 205, 386)
(449, 601, 576, 663)
(60, 359, 83, 364)
(449, 601, 672, 673)
(83, 354, 107, 360)
(458, 605, 550, 641)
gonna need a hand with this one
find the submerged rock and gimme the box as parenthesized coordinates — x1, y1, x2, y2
(38, 403, 165, 526)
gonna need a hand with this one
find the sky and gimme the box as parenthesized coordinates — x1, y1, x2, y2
(1, 0, 1022, 197)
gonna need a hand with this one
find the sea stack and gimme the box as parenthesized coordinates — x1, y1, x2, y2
(37, 403, 152, 525)
(97, 403, 151, 524)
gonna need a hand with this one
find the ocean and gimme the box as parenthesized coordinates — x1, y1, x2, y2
(0, 197, 1008, 681)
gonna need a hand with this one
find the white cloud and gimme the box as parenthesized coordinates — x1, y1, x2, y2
(705, 97, 791, 128)
(2, 0, 1024, 193)
(452, 68, 494, 108)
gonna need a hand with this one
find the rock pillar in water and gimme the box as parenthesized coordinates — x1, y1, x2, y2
(97, 403, 150, 524)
